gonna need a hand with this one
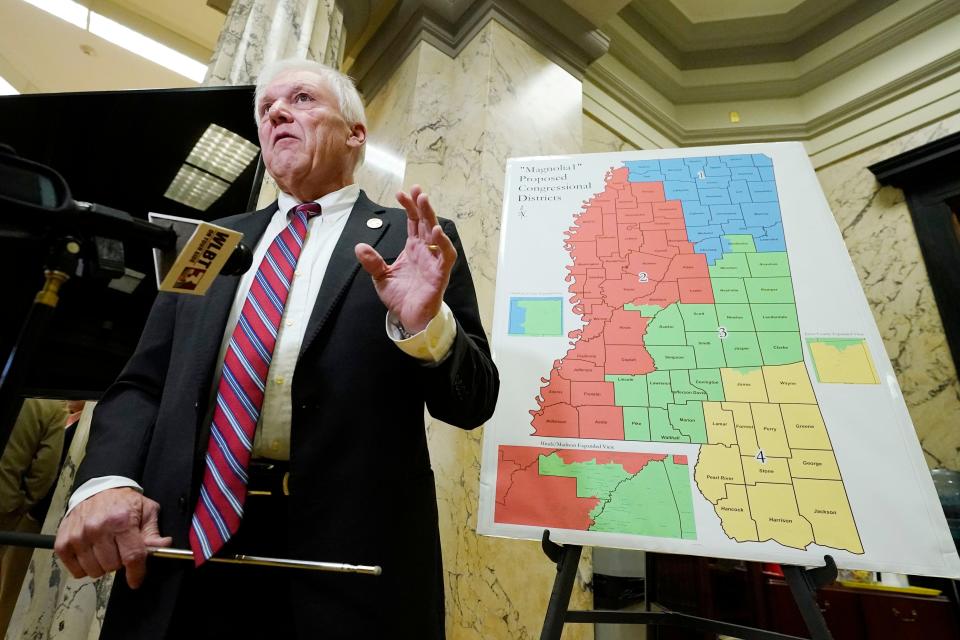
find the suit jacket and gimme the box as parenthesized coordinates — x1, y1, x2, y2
(74, 191, 499, 639)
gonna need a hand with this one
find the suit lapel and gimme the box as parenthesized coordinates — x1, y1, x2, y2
(300, 190, 389, 357)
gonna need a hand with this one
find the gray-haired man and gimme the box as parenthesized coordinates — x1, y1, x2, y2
(55, 58, 498, 639)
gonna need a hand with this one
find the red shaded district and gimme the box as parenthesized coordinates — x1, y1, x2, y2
(495, 447, 599, 529)
(495, 446, 673, 529)
(532, 167, 709, 436)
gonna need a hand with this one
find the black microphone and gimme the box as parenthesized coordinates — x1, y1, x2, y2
(222, 240, 253, 276)
(0, 148, 254, 290)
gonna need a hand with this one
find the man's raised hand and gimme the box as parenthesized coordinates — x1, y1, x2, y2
(355, 185, 457, 333)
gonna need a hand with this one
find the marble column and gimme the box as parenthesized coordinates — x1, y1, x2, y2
(204, 0, 344, 86)
(357, 22, 592, 639)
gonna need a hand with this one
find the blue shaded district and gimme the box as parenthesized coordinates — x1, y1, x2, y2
(508, 299, 527, 334)
(623, 154, 782, 265)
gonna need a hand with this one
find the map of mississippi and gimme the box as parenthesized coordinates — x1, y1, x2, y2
(496, 155, 863, 554)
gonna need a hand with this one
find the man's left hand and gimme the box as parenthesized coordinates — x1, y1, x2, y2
(355, 185, 457, 334)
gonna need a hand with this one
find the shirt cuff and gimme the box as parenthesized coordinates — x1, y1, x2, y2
(386, 302, 456, 363)
(66, 476, 144, 516)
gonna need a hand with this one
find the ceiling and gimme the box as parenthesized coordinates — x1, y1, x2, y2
(0, 0, 224, 93)
(2, 0, 946, 101)
(2, 0, 957, 165)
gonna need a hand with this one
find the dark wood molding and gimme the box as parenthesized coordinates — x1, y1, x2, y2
(869, 131, 960, 370)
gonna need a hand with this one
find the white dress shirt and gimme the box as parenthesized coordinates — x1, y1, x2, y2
(67, 184, 456, 512)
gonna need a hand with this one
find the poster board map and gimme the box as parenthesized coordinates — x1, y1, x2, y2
(478, 143, 960, 577)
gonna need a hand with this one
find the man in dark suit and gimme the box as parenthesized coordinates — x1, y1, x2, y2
(53, 58, 498, 639)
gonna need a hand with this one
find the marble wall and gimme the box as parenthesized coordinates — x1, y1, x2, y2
(358, 23, 593, 639)
(816, 113, 960, 471)
(583, 114, 631, 153)
(205, 0, 344, 85)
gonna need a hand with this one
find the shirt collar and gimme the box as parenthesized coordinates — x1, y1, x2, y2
(277, 183, 361, 220)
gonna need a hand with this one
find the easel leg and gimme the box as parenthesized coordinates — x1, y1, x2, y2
(540, 530, 583, 640)
(781, 556, 838, 640)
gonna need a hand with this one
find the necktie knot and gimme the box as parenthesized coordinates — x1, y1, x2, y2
(293, 202, 322, 218)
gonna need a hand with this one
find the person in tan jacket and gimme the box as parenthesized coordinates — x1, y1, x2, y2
(0, 398, 69, 634)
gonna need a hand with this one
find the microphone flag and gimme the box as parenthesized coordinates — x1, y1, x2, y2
(148, 212, 244, 295)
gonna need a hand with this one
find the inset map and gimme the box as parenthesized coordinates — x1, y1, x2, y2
(807, 338, 879, 384)
(508, 297, 563, 336)
(495, 446, 696, 539)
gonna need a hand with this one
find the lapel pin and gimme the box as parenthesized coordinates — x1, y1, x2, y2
(366, 218, 383, 229)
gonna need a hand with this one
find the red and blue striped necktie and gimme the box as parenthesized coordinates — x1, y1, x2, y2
(189, 202, 320, 564)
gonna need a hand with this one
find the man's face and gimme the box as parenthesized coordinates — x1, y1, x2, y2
(256, 70, 364, 197)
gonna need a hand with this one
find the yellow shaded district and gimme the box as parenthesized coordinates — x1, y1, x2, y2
(721, 368, 768, 402)
(694, 402, 864, 553)
(789, 449, 841, 480)
(752, 403, 790, 457)
(742, 455, 791, 484)
(703, 402, 736, 445)
(747, 483, 815, 550)
(781, 404, 832, 449)
(795, 479, 863, 553)
(723, 402, 759, 451)
(808, 339, 880, 384)
(763, 362, 817, 403)
(694, 444, 744, 503)
(715, 484, 759, 542)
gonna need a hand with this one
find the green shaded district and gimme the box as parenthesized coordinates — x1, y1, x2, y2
(721, 332, 763, 368)
(745, 277, 795, 304)
(709, 253, 751, 279)
(808, 337, 866, 351)
(606, 375, 649, 406)
(678, 304, 718, 331)
(716, 304, 755, 331)
(751, 303, 799, 331)
(608, 369, 721, 442)
(758, 332, 803, 365)
(644, 304, 685, 344)
(670, 370, 708, 404)
(689, 368, 725, 400)
(539, 454, 629, 502)
(514, 298, 563, 335)
(623, 407, 651, 440)
(724, 234, 757, 253)
(650, 408, 679, 441)
(711, 278, 749, 304)
(668, 401, 707, 443)
(648, 345, 697, 370)
(589, 457, 697, 540)
(687, 332, 726, 368)
(746, 252, 790, 277)
(647, 371, 674, 408)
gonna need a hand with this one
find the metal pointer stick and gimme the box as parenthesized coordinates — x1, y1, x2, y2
(148, 547, 382, 575)
(0, 532, 381, 576)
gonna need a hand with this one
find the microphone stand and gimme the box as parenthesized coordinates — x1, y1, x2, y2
(0, 234, 83, 452)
